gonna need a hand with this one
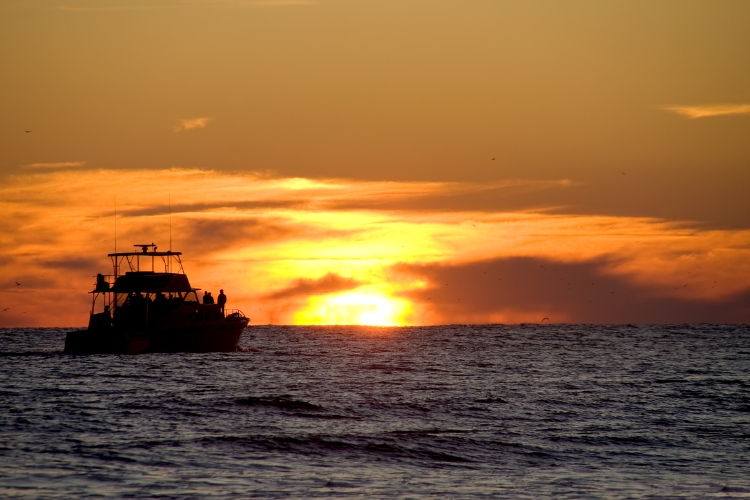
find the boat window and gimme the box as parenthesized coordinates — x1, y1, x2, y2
(184, 291, 198, 303)
(116, 293, 129, 307)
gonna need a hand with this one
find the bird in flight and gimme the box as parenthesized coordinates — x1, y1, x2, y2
(25, 130, 32, 133)
(2, 308, 8, 312)
(491, 157, 496, 160)
(15, 281, 21, 286)
(542, 317, 549, 322)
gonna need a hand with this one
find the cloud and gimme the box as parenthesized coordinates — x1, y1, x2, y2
(206, 0, 317, 5)
(395, 257, 750, 324)
(662, 104, 750, 119)
(187, 0, 317, 7)
(180, 217, 299, 254)
(264, 273, 361, 300)
(2, 167, 750, 326)
(175, 117, 212, 132)
(322, 179, 576, 213)
(58, 1, 316, 12)
(119, 199, 307, 217)
(21, 161, 86, 169)
(57, 5, 173, 11)
(41, 257, 98, 272)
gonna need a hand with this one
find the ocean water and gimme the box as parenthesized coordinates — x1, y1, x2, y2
(1, 325, 749, 499)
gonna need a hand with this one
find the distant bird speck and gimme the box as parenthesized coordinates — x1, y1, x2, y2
(2, 308, 8, 312)
(25, 130, 32, 133)
(15, 281, 21, 286)
(621, 172, 626, 175)
(542, 317, 549, 322)
(491, 157, 496, 160)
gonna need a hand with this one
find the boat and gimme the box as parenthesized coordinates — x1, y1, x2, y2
(65, 243, 249, 354)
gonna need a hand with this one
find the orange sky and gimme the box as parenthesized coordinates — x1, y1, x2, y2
(1, 1, 749, 325)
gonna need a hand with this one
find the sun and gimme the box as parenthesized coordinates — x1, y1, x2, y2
(293, 290, 412, 326)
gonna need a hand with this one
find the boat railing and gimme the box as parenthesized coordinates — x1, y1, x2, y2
(109, 246, 185, 277)
(225, 309, 246, 319)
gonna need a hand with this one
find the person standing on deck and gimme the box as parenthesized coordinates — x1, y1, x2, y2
(217, 289, 227, 314)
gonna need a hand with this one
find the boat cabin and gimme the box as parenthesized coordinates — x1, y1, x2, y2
(88, 244, 223, 331)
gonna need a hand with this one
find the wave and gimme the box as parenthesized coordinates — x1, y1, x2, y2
(198, 434, 474, 464)
(236, 395, 321, 411)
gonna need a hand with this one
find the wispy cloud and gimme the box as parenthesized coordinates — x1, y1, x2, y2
(175, 117, 212, 132)
(187, 0, 317, 6)
(264, 274, 361, 300)
(57, 5, 176, 12)
(22, 161, 86, 169)
(662, 104, 750, 119)
(201, 0, 317, 5)
(58, 0, 316, 12)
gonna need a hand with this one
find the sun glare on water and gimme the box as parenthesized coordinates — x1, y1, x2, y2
(293, 291, 412, 326)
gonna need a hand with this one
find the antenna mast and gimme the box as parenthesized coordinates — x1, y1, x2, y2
(114, 194, 118, 277)
(169, 194, 172, 252)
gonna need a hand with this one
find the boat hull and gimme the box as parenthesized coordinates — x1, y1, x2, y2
(64, 319, 248, 354)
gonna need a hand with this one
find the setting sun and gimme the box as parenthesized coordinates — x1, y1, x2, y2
(293, 290, 412, 326)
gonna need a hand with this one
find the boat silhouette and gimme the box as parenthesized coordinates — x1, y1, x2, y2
(65, 244, 249, 354)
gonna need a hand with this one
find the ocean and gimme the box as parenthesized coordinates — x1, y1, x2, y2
(1, 325, 749, 498)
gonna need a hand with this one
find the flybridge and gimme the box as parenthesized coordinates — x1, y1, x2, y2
(108, 243, 184, 277)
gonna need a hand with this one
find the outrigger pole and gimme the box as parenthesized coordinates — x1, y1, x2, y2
(114, 194, 117, 276)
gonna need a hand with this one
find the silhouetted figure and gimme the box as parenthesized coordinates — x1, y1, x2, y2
(154, 292, 167, 314)
(96, 273, 109, 291)
(217, 289, 227, 314)
(206, 292, 215, 304)
(168, 293, 181, 310)
(202, 291, 209, 304)
(128, 293, 147, 328)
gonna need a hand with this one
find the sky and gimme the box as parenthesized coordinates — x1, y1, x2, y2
(1, 0, 749, 326)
